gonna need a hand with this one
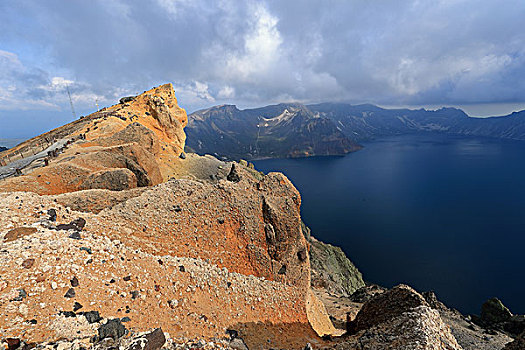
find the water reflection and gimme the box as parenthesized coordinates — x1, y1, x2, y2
(254, 134, 525, 315)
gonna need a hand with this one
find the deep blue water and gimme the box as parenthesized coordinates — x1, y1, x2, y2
(254, 134, 525, 315)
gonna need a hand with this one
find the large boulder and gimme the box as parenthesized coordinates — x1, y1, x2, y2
(339, 285, 462, 350)
(348, 284, 429, 333)
(480, 297, 513, 325)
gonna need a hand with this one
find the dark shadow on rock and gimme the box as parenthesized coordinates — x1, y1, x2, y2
(228, 321, 334, 350)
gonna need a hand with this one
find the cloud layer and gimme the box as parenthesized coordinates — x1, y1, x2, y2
(1, 0, 525, 137)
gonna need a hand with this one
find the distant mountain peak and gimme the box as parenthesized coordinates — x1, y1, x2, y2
(186, 103, 361, 159)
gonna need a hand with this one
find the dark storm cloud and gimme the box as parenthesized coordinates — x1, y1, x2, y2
(1, 0, 524, 136)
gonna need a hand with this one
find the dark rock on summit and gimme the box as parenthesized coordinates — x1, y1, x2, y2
(68, 231, 81, 240)
(47, 209, 57, 222)
(227, 163, 241, 182)
(119, 96, 135, 104)
(56, 217, 86, 231)
(127, 328, 165, 350)
(349, 284, 387, 303)
(73, 302, 83, 312)
(82, 311, 102, 324)
(226, 329, 239, 340)
(70, 276, 79, 287)
(97, 318, 126, 340)
(64, 288, 76, 298)
(481, 297, 513, 325)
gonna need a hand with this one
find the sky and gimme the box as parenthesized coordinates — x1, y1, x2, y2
(1, 0, 525, 140)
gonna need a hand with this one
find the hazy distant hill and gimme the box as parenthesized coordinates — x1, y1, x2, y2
(186, 103, 361, 160)
(187, 102, 525, 160)
(309, 103, 525, 142)
(0, 146, 7, 152)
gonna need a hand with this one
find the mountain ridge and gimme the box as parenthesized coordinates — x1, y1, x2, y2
(186, 102, 525, 160)
(186, 103, 361, 160)
(0, 84, 520, 350)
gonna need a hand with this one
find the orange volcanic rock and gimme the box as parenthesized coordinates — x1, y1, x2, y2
(0, 84, 187, 195)
(0, 84, 336, 349)
(0, 170, 333, 348)
(0, 83, 481, 350)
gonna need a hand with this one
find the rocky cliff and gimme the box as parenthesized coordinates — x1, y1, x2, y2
(309, 103, 525, 142)
(0, 83, 507, 350)
(308, 235, 365, 297)
(0, 84, 187, 194)
(0, 85, 340, 349)
(185, 102, 525, 161)
(186, 104, 361, 160)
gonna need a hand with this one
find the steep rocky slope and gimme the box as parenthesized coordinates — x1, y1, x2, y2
(186, 102, 525, 161)
(308, 236, 365, 297)
(310, 103, 525, 142)
(186, 104, 361, 160)
(0, 84, 187, 193)
(0, 85, 337, 349)
(0, 83, 504, 350)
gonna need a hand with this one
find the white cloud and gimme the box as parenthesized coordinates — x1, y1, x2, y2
(0, 0, 524, 120)
(217, 85, 235, 99)
(224, 3, 282, 80)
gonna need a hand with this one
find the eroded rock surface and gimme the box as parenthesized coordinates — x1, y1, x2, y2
(0, 84, 187, 194)
(0, 83, 486, 350)
(338, 285, 462, 350)
(308, 235, 364, 297)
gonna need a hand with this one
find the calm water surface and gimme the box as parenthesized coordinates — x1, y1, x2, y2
(254, 134, 525, 315)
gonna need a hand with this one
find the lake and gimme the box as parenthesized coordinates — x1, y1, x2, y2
(254, 134, 525, 315)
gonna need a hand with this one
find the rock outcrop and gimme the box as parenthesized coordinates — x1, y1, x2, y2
(470, 297, 525, 338)
(308, 235, 365, 297)
(480, 297, 513, 325)
(0, 84, 187, 194)
(340, 285, 462, 350)
(0, 83, 489, 350)
(0, 84, 338, 349)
